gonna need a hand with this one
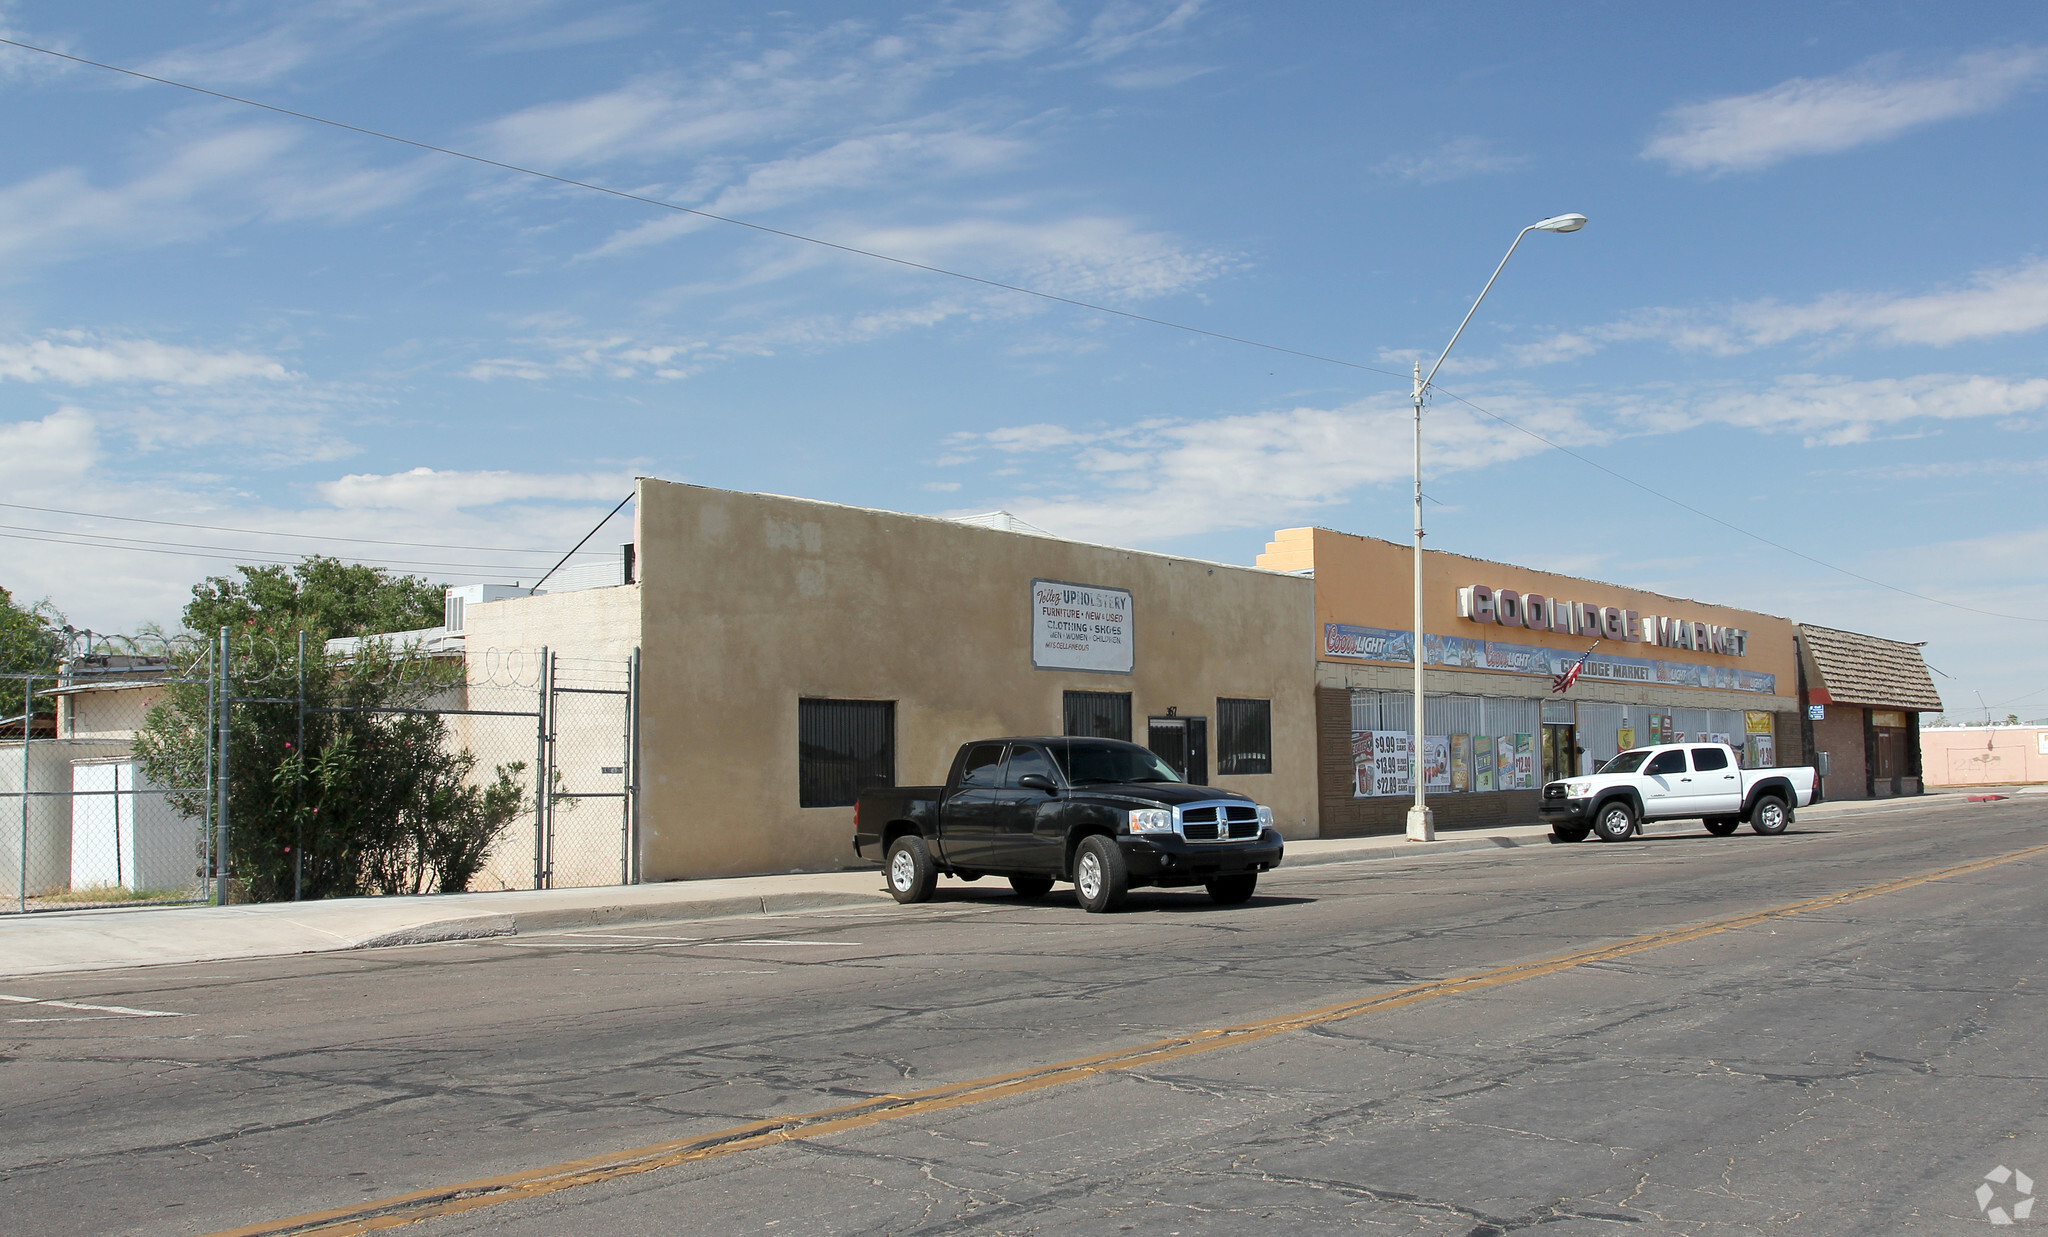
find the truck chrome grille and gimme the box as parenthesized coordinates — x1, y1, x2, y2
(1175, 801, 1261, 843)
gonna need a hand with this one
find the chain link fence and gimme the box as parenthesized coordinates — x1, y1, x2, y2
(3, 639, 215, 913)
(3, 635, 639, 914)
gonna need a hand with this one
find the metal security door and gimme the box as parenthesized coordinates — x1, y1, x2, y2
(1147, 716, 1208, 785)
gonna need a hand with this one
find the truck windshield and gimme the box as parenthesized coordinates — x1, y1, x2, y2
(1050, 740, 1184, 785)
(1598, 750, 1652, 774)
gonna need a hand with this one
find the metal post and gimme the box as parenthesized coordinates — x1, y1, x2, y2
(1407, 362, 1434, 842)
(214, 628, 231, 906)
(294, 630, 305, 902)
(533, 646, 549, 890)
(621, 649, 640, 885)
(628, 647, 641, 885)
(203, 644, 215, 901)
(18, 675, 31, 914)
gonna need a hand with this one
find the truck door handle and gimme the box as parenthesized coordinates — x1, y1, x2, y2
(1679, 777, 1691, 782)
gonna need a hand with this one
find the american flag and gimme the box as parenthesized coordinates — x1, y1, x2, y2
(1551, 641, 1600, 694)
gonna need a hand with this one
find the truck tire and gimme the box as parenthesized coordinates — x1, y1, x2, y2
(1592, 800, 1636, 842)
(1009, 875, 1053, 899)
(886, 835, 938, 904)
(1750, 795, 1789, 836)
(1551, 823, 1590, 843)
(1206, 874, 1257, 905)
(1703, 817, 1739, 836)
(1072, 835, 1128, 913)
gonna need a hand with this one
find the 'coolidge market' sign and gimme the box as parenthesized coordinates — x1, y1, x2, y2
(1321, 580, 1777, 694)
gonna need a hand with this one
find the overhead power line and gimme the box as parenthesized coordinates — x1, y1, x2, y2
(0, 499, 565, 555)
(0, 37, 1411, 386)
(0, 527, 593, 576)
(5, 35, 2035, 628)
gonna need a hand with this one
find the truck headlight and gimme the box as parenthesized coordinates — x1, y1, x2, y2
(1255, 805, 1275, 828)
(1567, 782, 1591, 797)
(1127, 808, 1174, 834)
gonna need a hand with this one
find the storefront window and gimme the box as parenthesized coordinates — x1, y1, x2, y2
(1216, 698, 1272, 775)
(1062, 691, 1132, 742)
(797, 698, 895, 808)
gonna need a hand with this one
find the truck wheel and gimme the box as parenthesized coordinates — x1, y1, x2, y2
(1551, 823, 1590, 843)
(1592, 801, 1636, 842)
(1206, 874, 1257, 905)
(1072, 836, 1128, 913)
(1750, 796, 1789, 836)
(885, 835, 938, 903)
(1009, 875, 1053, 899)
(1703, 817, 1740, 837)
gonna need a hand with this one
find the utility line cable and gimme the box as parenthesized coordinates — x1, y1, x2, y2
(527, 493, 634, 594)
(0, 528, 584, 575)
(0, 499, 562, 554)
(0, 37, 1411, 386)
(6, 36, 2032, 627)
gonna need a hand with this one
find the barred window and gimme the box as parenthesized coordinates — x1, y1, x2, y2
(1062, 690, 1132, 742)
(798, 698, 895, 808)
(1216, 697, 1272, 775)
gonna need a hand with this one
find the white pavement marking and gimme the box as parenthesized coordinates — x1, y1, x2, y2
(0, 993, 186, 1017)
(698, 940, 863, 947)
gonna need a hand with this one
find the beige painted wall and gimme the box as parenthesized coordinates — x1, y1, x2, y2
(636, 479, 1318, 880)
(460, 586, 643, 673)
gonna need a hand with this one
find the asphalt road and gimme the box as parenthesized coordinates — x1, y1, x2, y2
(4, 799, 2046, 1236)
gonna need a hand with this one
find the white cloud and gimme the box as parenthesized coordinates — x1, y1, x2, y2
(846, 215, 1232, 301)
(1101, 64, 1216, 90)
(1645, 48, 2048, 173)
(1665, 372, 2048, 446)
(0, 334, 295, 385)
(318, 466, 637, 512)
(944, 368, 2048, 541)
(0, 408, 100, 500)
(138, 26, 318, 87)
(1501, 255, 2048, 371)
(584, 127, 1027, 258)
(0, 126, 441, 269)
(1725, 257, 2048, 349)
(1375, 137, 1528, 185)
(1077, 0, 1204, 62)
(943, 394, 1590, 543)
(463, 294, 1006, 381)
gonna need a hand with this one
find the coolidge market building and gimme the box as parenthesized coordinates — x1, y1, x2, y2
(453, 479, 1832, 880)
(1254, 527, 1806, 837)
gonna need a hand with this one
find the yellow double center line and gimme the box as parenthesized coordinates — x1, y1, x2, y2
(211, 840, 2048, 1236)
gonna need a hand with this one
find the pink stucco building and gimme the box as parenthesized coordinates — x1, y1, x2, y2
(1920, 725, 2048, 787)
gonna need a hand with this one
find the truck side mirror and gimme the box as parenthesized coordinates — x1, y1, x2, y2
(1017, 773, 1059, 794)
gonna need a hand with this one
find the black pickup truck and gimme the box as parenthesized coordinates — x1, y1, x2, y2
(853, 736, 1285, 913)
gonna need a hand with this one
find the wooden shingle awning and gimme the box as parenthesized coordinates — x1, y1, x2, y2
(1797, 624, 1943, 711)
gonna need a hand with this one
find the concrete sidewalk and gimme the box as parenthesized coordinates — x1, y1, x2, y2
(0, 789, 1988, 979)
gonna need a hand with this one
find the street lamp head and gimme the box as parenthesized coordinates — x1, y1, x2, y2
(1532, 213, 1588, 233)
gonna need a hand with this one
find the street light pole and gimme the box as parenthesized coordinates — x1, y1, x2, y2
(1407, 213, 1587, 843)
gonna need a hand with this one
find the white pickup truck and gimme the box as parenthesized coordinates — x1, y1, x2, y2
(1540, 742, 1818, 843)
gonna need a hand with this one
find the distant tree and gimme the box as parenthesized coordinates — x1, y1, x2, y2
(0, 585, 65, 720)
(135, 559, 524, 902)
(135, 631, 526, 901)
(183, 557, 444, 642)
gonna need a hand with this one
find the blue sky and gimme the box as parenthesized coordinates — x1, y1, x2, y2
(3, 1, 2046, 720)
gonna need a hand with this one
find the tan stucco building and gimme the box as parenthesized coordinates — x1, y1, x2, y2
(1256, 527, 1805, 836)
(460, 479, 1318, 881)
